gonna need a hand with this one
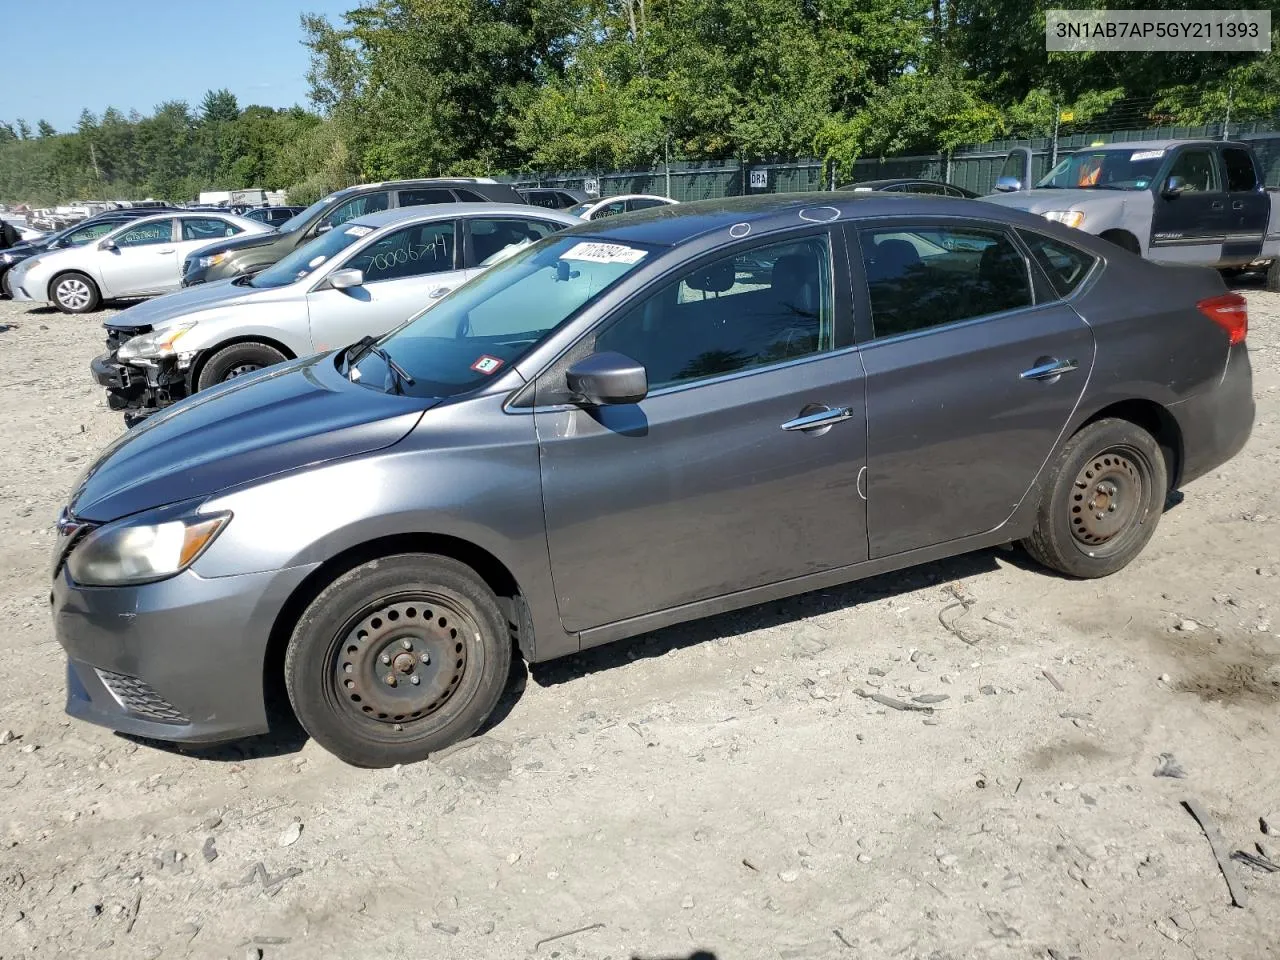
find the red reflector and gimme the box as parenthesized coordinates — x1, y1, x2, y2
(1197, 292, 1248, 344)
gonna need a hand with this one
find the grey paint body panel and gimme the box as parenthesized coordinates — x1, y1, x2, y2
(50, 194, 1255, 745)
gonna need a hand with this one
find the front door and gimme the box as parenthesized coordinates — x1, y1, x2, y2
(852, 221, 1094, 557)
(98, 218, 178, 297)
(1221, 146, 1269, 265)
(305, 218, 463, 352)
(535, 229, 868, 632)
(1150, 146, 1227, 265)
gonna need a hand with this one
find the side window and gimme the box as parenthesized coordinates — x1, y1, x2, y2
(1017, 230, 1098, 299)
(1223, 149, 1258, 192)
(907, 183, 945, 195)
(472, 218, 565, 266)
(525, 192, 556, 209)
(594, 200, 628, 219)
(943, 186, 967, 198)
(557, 193, 579, 208)
(453, 188, 490, 202)
(594, 235, 834, 389)
(114, 220, 173, 247)
(627, 197, 666, 211)
(1167, 150, 1220, 192)
(322, 192, 390, 229)
(68, 222, 116, 245)
(181, 217, 240, 241)
(343, 221, 455, 283)
(861, 225, 1032, 338)
(398, 188, 455, 207)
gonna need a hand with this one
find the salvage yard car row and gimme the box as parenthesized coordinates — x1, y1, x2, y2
(46, 191, 1254, 767)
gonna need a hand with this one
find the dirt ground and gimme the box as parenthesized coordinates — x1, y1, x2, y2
(0, 288, 1278, 960)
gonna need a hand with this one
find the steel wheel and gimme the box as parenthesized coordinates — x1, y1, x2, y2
(1068, 447, 1146, 554)
(223, 362, 262, 380)
(328, 594, 471, 729)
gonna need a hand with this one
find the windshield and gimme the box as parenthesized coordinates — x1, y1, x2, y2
(275, 194, 338, 234)
(1035, 148, 1165, 190)
(566, 202, 593, 217)
(349, 235, 651, 397)
(250, 221, 372, 288)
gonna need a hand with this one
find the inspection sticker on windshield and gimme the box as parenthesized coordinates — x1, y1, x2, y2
(561, 241, 647, 264)
(344, 225, 373, 237)
(1131, 149, 1165, 161)
(470, 355, 504, 375)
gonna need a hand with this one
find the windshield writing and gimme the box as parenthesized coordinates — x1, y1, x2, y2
(250, 223, 369, 288)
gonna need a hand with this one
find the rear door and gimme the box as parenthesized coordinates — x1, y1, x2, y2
(1150, 145, 1227, 265)
(305, 218, 460, 351)
(1221, 146, 1268, 264)
(851, 219, 1095, 557)
(97, 218, 178, 297)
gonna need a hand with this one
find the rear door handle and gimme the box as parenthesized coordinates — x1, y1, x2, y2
(428, 286, 452, 299)
(1020, 358, 1079, 381)
(1232, 200, 1245, 210)
(156, 249, 174, 254)
(1210, 201, 1224, 211)
(781, 406, 856, 432)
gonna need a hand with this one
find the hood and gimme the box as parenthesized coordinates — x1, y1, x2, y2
(69, 353, 435, 522)
(982, 188, 1125, 214)
(190, 228, 284, 259)
(3, 239, 47, 258)
(105, 278, 267, 331)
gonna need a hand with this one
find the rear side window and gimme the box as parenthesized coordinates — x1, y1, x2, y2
(454, 188, 490, 202)
(399, 188, 455, 207)
(861, 226, 1032, 338)
(323, 192, 390, 228)
(1018, 230, 1097, 299)
(181, 217, 240, 241)
(1223, 149, 1258, 192)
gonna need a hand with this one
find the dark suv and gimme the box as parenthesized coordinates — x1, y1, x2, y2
(180, 179, 526, 286)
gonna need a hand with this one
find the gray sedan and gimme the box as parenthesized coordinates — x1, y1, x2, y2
(51, 194, 1253, 766)
(92, 204, 581, 423)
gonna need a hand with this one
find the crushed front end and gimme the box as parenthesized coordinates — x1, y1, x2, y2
(92, 324, 192, 427)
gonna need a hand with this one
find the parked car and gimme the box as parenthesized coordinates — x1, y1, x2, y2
(94, 204, 581, 424)
(242, 205, 305, 226)
(7, 211, 268, 313)
(50, 193, 1252, 766)
(519, 187, 590, 210)
(836, 178, 979, 198)
(568, 194, 678, 219)
(180, 179, 527, 287)
(985, 138, 1280, 287)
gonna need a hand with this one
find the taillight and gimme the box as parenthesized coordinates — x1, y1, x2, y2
(1197, 292, 1248, 345)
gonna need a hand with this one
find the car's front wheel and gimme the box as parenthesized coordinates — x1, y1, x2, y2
(195, 341, 287, 391)
(50, 272, 101, 313)
(1023, 418, 1168, 578)
(284, 554, 512, 767)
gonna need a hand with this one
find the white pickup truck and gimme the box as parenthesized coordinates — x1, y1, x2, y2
(984, 138, 1280, 289)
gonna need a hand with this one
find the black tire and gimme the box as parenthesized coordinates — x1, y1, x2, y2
(195, 341, 287, 391)
(284, 554, 512, 767)
(1266, 258, 1280, 292)
(1022, 418, 1168, 579)
(49, 271, 101, 313)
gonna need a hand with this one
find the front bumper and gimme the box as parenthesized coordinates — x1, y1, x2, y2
(52, 559, 320, 744)
(92, 348, 190, 424)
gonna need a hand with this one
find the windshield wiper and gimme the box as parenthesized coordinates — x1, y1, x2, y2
(341, 335, 416, 394)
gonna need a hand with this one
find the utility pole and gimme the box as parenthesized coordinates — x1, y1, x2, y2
(89, 141, 102, 182)
(1051, 102, 1060, 167)
(1224, 85, 1233, 140)
(665, 133, 671, 199)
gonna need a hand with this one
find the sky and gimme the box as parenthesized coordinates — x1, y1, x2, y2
(3, 0, 355, 132)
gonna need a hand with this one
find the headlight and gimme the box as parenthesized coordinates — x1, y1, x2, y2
(0, 253, 13, 265)
(1042, 210, 1086, 229)
(67, 512, 230, 586)
(117, 322, 198, 361)
(195, 253, 227, 270)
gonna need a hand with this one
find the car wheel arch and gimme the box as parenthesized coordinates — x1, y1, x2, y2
(188, 335, 298, 390)
(1077, 398, 1182, 491)
(47, 268, 98, 303)
(1098, 228, 1142, 255)
(261, 532, 531, 727)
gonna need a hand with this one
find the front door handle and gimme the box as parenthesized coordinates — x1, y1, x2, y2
(781, 406, 856, 432)
(1020, 358, 1079, 381)
(428, 286, 452, 299)
(156, 248, 175, 254)
(1210, 201, 1224, 211)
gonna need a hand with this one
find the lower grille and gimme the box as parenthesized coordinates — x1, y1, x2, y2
(96, 669, 189, 725)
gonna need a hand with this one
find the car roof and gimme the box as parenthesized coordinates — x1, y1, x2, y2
(1064, 139, 1238, 152)
(571, 192, 1053, 248)
(591, 194, 672, 203)
(335, 178, 515, 195)
(350, 202, 579, 230)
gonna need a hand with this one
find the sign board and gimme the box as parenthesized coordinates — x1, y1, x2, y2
(749, 169, 769, 190)
(584, 177, 600, 197)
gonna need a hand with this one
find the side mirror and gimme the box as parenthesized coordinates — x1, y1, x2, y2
(327, 268, 364, 290)
(99, 239, 118, 251)
(315, 221, 333, 235)
(1162, 175, 1189, 198)
(566, 351, 648, 406)
(993, 176, 1023, 193)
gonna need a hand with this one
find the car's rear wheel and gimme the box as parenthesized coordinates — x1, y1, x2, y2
(284, 554, 512, 767)
(195, 341, 287, 391)
(1266, 257, 1280, 292)
(50, 272, 100, 313)
(1023, 418, 1168, 578)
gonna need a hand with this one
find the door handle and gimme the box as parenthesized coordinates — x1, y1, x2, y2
(780, 406, 855, 432)
(428, 286, 452, 299)
(1020, 358, 1079, 381)
(1210, 201, 1224, 211)
(1232, 200, 1245, 210)
(156, 249, 174, 254)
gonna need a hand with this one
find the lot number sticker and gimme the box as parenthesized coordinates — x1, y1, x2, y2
(1130, 150, 1165, 161)
(470, 355, 504, 375)
(561, 242, 648, 264)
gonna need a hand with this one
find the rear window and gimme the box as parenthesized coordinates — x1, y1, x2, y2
(1223, 148, 1259, 192)
(1017, 230, 1097, 299)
